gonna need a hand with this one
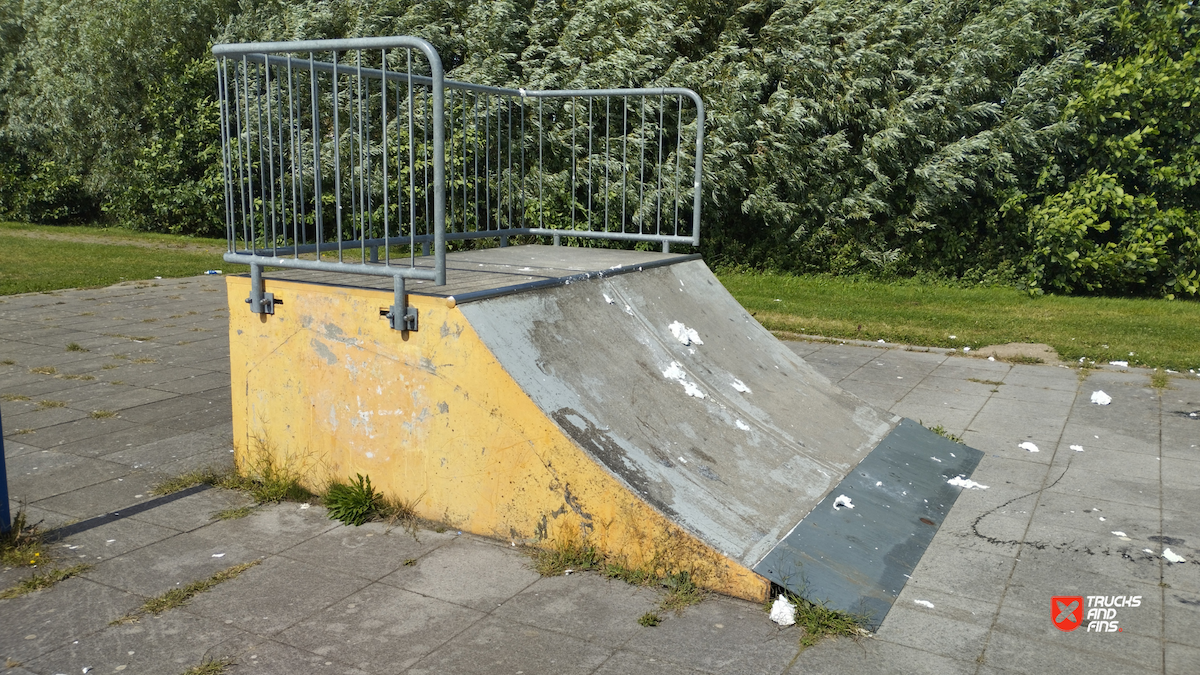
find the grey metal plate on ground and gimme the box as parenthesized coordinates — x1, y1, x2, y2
(753, 418, 984, 629)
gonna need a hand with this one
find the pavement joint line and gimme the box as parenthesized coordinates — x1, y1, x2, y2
(44, 484, 211, 541)
(973, 379, 1083, 675)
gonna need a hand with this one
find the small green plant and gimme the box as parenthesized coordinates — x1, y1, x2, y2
(1, 510, 49, 568)
(1, 393, 30, 401)
(212, 506, 254, 521)
(180, 658, 234, 675)
(325, 474, 381, 526)
(0, 563, 91, 599)
(783, 593, 867, 649)
(1150, 369, 1171, 389)
(13, 428, 34, 435)
(111, 560, 260, 624)
(1002, 355, 1044, 365)
(89, 410, 116, 419)
(638, 611, 662, 627)
(659, 570, 705, 613)
(532, 538, 603, 576)
(923, 422, 964, 444)
(65, 342, 87, 352)
(1, 359, 15, 365)
(966, 378, 1004, 386)
(37, 399, 65, 409)
(62, 373, 95, 381)
(403, 558, 417, 566)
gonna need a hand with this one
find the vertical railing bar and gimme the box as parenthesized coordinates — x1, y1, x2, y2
(292, 58, 306, 248)
(381, 49, 390, 267)
(445, 88, 452, 240)
(538, 98, 543, 232)
(232, 60, 250, 250)
(463, 94, 469, 234)
(507, 98, 513, 233)
(571, 98, 576, 233)
(408, 49, 416, 266)
(217, 59, 234, 253)
(283, 59, 297, 258)
(309, 53, 323, 260)
(622, 95, 627, 232)
(485, 95, 491, 233)
(332, 50, 343, 262)
(423, 82, 431, 254)
(268, 61, 281, 257)
(604, 96, 610, 232)
(586, 96, 592, 233)
(474, 94, 480, 234)
(356, 50, 366, 265)
(656, 93, 664, 238)
(674, 95, 683, 239)
(519, 97, 525, 229)
(255, 63, 271, 254)
(638, 96, 645, 235)
(275, 64, 287, 257)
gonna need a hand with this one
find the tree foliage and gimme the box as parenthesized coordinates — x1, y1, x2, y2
(0, 0, 1195, 296)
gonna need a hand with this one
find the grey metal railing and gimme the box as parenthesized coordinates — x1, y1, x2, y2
(214, 37, 704, 330)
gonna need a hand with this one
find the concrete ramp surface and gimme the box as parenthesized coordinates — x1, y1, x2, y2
(228, 246, 981, 626)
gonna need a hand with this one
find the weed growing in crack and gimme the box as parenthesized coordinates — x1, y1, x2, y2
(0, 564, 91, 599)
(1, 510, 49, 568)
(111, 560, 261, 624)
(324, 474, 380, 526)
(923, 422, 964, 444)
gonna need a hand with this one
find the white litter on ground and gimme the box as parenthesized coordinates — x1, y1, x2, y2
(624, 304, 634, 316)
(1144, 548, 1154, 554)
(678, 456, 687, 464)
(913, 600, 935, 609)
(1108, 360, 1128, 367)
(732, 379, 752, 393)
(963, 346, 971, 352)
(949, 335, 956, 339)
(769, 596, 797, 626)
(1070, 444, 1084, 452)
(1111, 531, 1128, 537)
(299, 503, 311, 510)
(1091, 390, 1112, 405)
(603, 293, 614, 304)
(833, 495, 855, 510)
(662, 361, 706, 398)
(212, 553, 225, 558)
(988, 356, 995, 361)
(876, 481, 883, 487)
(669, 321, 703, 346)
(948, 476, 989, 490)
(735, 420, 751, 431)
(930, 456, 942, 462)
(1019, 441, 1039, 452)
(877, 339, 885, 343)
(1099, 517, 1106, 521)
(1163, 548, 1186, 563)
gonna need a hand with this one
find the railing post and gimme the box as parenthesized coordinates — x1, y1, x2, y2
(247, 262, 275, 315)
(388, 275, 418, 331)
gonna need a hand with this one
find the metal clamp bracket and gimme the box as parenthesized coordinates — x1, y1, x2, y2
(246, 263, 276, 315)
(386, 276, 418, 332)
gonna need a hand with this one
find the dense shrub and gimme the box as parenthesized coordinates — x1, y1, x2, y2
(0, 0, 1195, 297)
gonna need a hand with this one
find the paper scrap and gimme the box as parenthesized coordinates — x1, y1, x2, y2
(1163, 548, 1186, 563)
(1091, 390, 1112, 405)
(948, 476, 989, 490)
(735, 420, 751, 431)
(732, 379, 751, 393)
(1070, 444, 1084, 452)
(212, 553, 225, 558)
(930, 456, 942, 463)
(769, 596, 796, 626)
(914, 600, 935, 609)
(1018, 441, 1039, 453)
(833, 495, 855, 510)
(603, 293, 614, 304)
(1108, 361, 1128, 367)
(668, 321, 703, 346)
(1111, 531, 1127, 538)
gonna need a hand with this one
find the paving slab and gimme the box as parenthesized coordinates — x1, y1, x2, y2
(3, 275, 1199, 674)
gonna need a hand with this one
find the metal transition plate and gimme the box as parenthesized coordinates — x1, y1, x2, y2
(753, 418, 984, 629)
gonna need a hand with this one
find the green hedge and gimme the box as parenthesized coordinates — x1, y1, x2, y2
(0, 0, 1195, 296)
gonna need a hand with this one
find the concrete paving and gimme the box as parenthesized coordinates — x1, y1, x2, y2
(2, 275, 1199, 674)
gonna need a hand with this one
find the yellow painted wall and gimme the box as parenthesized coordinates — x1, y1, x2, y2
(226, 276, 768, 601)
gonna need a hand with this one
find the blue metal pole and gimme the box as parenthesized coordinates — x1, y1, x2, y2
(0, 407, 10, 534)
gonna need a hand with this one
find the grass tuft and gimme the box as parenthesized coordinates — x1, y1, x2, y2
(1, 359, 15, 365)
(65, 342, 88, 352)
(782, 592, 867, 649)
(0, 564, 91, 599)
(1, 393, 30, 401)
(533, 539, 603, 577)
(1150, 369, 1171, 389)
(61, 373, 95, 381)
(180, 658, 235, 675)
(922, 422, 964, 444)
(966, 378, 1004, 386)
(36, 399, 65, 409)
(1, 510, 49, 568)
(89, 410, 116, 419)
(638, 611, 662, 627)
(29, 366, 56, 375)
(112, 560, 261, 624)
(212, 506, 254, 521)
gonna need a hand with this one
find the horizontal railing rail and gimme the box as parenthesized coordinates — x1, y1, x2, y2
(214, 37, 704, 330)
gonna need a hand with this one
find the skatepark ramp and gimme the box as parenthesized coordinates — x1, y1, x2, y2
(215, 38, 982, 628)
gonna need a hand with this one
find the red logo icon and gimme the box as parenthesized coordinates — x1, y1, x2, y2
(1052, 596, 1084, 631)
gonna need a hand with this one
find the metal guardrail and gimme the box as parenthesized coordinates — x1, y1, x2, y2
(214, 37, 704, 330)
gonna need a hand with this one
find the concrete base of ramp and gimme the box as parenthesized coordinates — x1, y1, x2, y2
(226, 245, 982, 623)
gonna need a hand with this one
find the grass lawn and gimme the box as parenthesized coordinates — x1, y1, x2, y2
(720, 272, 1200, 372)
(1, 222, 225, 295)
